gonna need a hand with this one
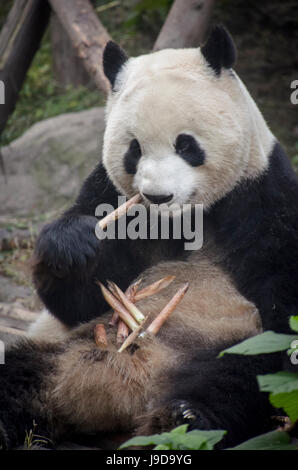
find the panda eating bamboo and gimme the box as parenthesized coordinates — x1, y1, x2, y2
(1, 25, 297, 449)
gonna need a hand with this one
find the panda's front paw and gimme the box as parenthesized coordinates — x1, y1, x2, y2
(137, 400, 205, 436)
(169, 400, 215, 432)
(34, 215, 100, 278)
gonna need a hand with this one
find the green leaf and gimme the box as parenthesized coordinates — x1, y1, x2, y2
(230, 430, 296, 450)
(119, 426, 188, 449)
(167, 434, 207, 450)
(182, 430, 226, 450)
(170, 424, 188, 435)
(119, 427, 226, 450)
(258, 372, 298, 395)
(169, 430, 226, 451)
(269, 391, 298, 423)
(290, 316, 298, 333)
(219, 331, 298, 357)
(119, 434, 170, 449)
(154, 444, 171, 450)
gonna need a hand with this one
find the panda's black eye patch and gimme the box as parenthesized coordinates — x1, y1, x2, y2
(124, 139, 142, 174)
(175, 134, 205, 167)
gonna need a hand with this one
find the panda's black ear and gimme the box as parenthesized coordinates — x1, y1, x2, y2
(201, 24, 236, 76)
(103, 41, 128, 89)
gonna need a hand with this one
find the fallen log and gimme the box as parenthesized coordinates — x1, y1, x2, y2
(0, 302, 39, 323)
(0, 324, 27, 337)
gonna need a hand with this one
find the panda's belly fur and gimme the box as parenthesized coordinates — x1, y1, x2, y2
(31, 253, 261, 435)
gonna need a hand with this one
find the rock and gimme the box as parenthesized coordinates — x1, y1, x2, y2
(0, 107, 105, 217)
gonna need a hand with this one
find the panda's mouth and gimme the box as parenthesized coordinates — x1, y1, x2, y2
(142, 193, 174, 205)
(138, 191, 196, 210)
(138, 194, 195, 218)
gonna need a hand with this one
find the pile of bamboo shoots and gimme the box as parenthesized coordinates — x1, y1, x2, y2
(94, 194, 189, 353)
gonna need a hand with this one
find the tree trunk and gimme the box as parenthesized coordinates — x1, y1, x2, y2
(153, 0, 215, 51)
(0, 0, 50, 137)
(50, 12, 93, 89)
(48, 0, 111, 94)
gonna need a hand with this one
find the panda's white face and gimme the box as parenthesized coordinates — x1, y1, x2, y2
(103, 47, 273, 210)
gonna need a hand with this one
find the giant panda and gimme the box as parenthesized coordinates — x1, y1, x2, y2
(1, 25, 298, 450)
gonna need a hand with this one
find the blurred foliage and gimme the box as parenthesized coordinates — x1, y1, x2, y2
(121, 0, 173, 36)
(1, 35, 101, 145)
(93, 0, 173, 54)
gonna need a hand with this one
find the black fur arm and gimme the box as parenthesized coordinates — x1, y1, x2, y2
(33, 163, 119, 279)
(33, 163, 184, 326)
(67, 162, 121, 217)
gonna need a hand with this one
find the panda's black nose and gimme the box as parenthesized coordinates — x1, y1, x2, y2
(143, 193, 173, 204)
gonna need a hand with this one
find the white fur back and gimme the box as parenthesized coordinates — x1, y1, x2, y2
(28, 309, 69, 342)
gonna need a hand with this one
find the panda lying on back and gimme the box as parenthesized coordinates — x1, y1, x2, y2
(1, 25, 298, 450)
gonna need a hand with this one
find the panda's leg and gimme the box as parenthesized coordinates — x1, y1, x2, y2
(49, 324, 173, 436)
(138, 344, 282, 448)
(28, 309, 70, 342)
(0, 331, 156, 449)
(0, 339, 60, 449)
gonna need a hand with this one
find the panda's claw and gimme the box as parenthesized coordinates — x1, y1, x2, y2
(182, 409, 196, 420)
(171, 400, 197, 426)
